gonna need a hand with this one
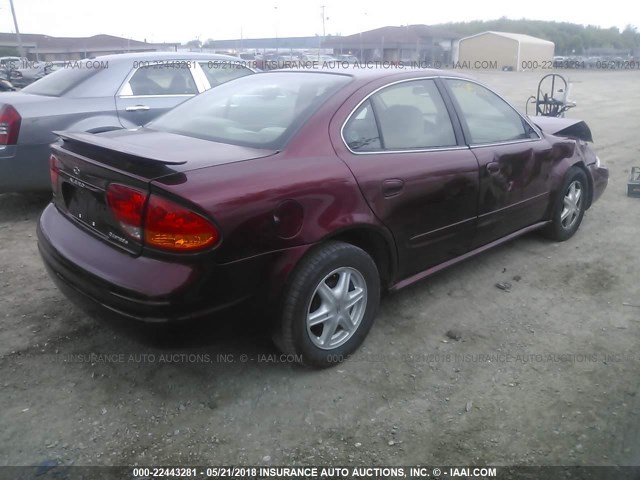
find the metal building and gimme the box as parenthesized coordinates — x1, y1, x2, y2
(323, 25, 459, 64)
(456, 31, 555, 71)
(0, 32, 178, 61)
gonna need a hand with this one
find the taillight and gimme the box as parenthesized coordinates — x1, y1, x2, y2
(106, 184, 219, 252)
(0, 105, 21, 145)
(49, 154, 59, 193)
(106, 184, 147, 241)
(144, 194, 219, 252)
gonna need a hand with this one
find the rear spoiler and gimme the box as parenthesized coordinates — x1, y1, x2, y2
(53, 131, 187, 165)
(527, 116, 593, 142)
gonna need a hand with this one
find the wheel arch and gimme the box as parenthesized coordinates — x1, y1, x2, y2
(323, 224, 398, 289)
(547, 156, 594, 220)
(572, 161, 594, 210)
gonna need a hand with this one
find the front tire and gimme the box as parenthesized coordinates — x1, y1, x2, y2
(544, 167, 588, 241)
(273, 241, 380, 368)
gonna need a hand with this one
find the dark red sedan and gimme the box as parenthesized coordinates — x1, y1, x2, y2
(38, 68, 608, 367)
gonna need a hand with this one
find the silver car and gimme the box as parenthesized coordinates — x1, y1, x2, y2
(0, 52, 254, 192)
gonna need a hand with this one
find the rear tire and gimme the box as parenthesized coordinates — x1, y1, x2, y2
(543, 167, 588, 241)
(273, 241, 380, 368)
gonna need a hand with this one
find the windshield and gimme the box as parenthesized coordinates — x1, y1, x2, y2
(23, 66, 100, 96)
(148, 72, 352, 149)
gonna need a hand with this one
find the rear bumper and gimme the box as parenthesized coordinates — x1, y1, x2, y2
(37, 203, 306, 323)
(0, 143, 52, 192)
(588, 163, 609, 205)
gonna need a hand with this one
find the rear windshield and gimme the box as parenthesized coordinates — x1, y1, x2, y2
(22, 67, 100, 96)
(148, 72, 352, 149)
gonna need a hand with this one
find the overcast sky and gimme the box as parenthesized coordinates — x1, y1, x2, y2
(0, 0, 636, 43)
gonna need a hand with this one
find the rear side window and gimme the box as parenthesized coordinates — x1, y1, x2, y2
(446, 79, 537, 144)
(22, 67, 100, 96)
(343, 79, 456, 152)
(343, 101, 381, 152)
(374, 80, 456, 149)
(126, 66, 198, 96)
(198, 61, 252, 87)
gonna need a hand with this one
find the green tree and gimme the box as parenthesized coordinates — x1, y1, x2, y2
(439, 18, 638, 54)
(566, 34, 584, 54)
(621, 25, 639, 49)
(185, 39, 202, 49)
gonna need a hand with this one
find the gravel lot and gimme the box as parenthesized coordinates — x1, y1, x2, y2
(0, 70, 639, 468)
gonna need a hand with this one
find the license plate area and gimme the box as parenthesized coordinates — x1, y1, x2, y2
(62, 179, 105, 229)
(60, 176, 140, 254)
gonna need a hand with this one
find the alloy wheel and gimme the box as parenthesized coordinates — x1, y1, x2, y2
(560, 180, 583, 230)
(306, 267, 367, 350)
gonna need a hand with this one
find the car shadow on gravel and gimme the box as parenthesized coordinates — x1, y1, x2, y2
(61, 231, 553, 370)
(84, 301, 284, 364)
(0, 192, 51, 222)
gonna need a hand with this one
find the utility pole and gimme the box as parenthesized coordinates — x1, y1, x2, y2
(318, 5, 327, 55)
(274, 6, 279, 54)
(360, 11, 368, 62)
(9, 0, 25, 58)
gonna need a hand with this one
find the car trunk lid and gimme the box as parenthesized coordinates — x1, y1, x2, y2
(50, 129, 277, 255)
(0, 91, 61, 106)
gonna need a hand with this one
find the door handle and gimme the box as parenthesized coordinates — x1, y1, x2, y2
(125, 105, 150, 112)
(486, 162, 501, 174)
(382, 179, 404, 197)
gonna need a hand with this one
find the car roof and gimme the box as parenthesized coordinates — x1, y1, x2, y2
(86, 51, 242, 63)
(273, 65, 472, 82)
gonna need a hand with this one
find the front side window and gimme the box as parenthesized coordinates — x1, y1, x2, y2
(446, 79, 537, 144)
(126, 66, 198, 96)
(149, 72, 351, 149)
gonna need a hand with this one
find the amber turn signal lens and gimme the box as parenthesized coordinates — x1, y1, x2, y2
(144, 194, 219, 252)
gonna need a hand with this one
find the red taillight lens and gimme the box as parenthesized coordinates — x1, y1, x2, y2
(106, 184, 147, 241)
(0, 105, 21, 145)
(49, 154, 59, 192)
(144, 194, 219, 251)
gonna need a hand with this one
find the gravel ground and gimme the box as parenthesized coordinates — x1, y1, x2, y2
(0, 69, 639, 469)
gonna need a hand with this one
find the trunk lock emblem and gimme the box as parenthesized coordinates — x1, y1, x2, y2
(73, 167, 81, 176)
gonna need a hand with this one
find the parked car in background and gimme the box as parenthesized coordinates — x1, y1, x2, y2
(38, 68, 608, 367)
(0, 56, 26, 70)
(0, 70, 16, 91)
(553, 56, 566, 67)
(237, 52, 262, 69)
(0, 56, 27, 89)
(0, 52, 254, 192)
(335, 54, 359, 64)
(260, 53, 282, 69)
(253, 54, 265, 70)
(275, 55, 299, 68)
(301, 53, 336, 63)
